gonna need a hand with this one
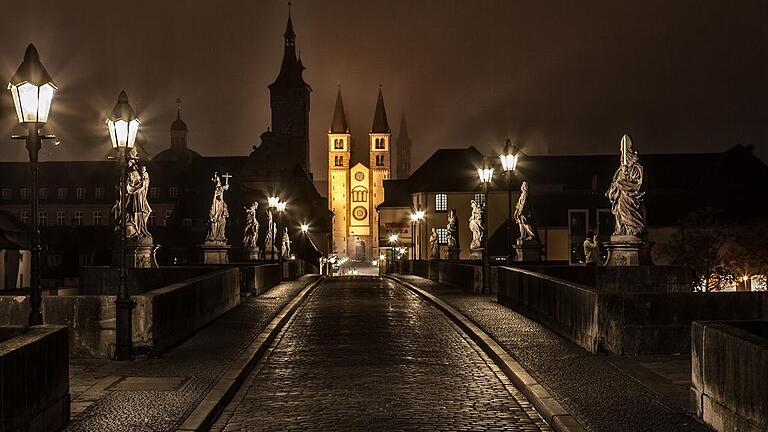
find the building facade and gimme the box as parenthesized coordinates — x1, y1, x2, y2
(327, 87, 392, 261)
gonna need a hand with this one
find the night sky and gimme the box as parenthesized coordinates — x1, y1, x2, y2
(0, 0, 765, 180)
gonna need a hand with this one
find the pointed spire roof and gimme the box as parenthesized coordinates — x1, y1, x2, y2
(397, 109, 409, 141)
(371, 86, 390, 133)
(330, 86, 349, 133)
(270, 2, 308, 89)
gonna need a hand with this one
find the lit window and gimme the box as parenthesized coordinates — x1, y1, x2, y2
(39, 188, 49, 200)
(57, 188, 67, 200)
(93, 211, 102, 226)
(39, 212, 47, 226)
(334, 156, 344, 167)
(20, 211, 29, 224)
(20, 188, 30, 200)
(435, 193, 448, 212)
(375, 137, 385, 149)
(79, 254, 94, 266)
(150, 187, 160, 199)
(375, 155, 384, 166)
(76, 188, 86, 200)
(473, 193, 486, 208)
(56, 211, 65, 226)
(74, 211, 83, 226)
(334, 139, 344, 150)
(95, 187, 105, 200)
(1, 188, 10, 200)
(436, 228, 448, 244)
(169, 187, 178, 199)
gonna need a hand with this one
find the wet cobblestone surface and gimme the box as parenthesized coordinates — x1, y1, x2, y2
(213, 276, 550, 431)
(66, 276, 319, 432)
(396, 275, 711, 432)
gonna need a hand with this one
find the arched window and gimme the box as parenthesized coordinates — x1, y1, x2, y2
(352, 186, 368, 202)
(375, 138, 385, 150)
(334, 138, 344, 150)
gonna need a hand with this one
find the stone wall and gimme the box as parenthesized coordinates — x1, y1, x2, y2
(0, 325, 69, 432)
(497, 266, 768, 354)
(406, 260, 498, 294)
(692, 321, 768, 432)
(80, 266, 216, 295)
(516, 264, 692, 293)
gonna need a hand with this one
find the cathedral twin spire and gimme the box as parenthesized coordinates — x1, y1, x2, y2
(329, 86, 391, 136)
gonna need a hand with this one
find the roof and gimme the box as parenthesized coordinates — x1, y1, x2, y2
(269, 11, 309, 90)
(377, 180, 411, 209)
(329, 87, 349, 133)
(370, 87, 390, 133)
(171, 108, 188, 132)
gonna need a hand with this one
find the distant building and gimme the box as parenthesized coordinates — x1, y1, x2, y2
(395, 111, 411, 179)
(327, 87, 392, 261)
(0, 211, 30, 290)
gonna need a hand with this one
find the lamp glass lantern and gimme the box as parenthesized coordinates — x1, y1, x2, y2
(477, 157, 494, 184)
(499, 139, 519, 173)
(106, 91, 140, 149)
(300, 223, 309, 233)
(8, 45, 57, 125)
(276, 201, 287, 212)
(268, 196, 280, 208)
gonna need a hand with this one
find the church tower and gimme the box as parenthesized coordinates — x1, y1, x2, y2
(369, 87, 391, 256)
(395, 110, 411, 179)
(328, 87, 351, 255)
(268, 5, 312, 173)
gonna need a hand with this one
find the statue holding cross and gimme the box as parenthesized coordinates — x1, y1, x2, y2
(205, 172, 231, 243)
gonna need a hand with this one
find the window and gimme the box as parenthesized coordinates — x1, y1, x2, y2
(165, 210, 172, 226)
(74, 211, 83, 226)
(352, 186, 368, 202)
(1, 188, 10, 200)
(435, 193, 448, 212)
(39, 212, 47, 226)
(39, 188, 49, 200)
(56, 211, 65, 226)
(46, 254, 62, 267)
(93, 211, 102, 226)
(149, 214, 156, 226)
(334, 138, 344, 150)
(150, 187, 160, 199)
(436, 228, 448, 244)
(20, 188, 30, 200)
(375, 155, 384, 166)
(57, 188, 67, 200)
(473, 193, 486, 208)
(183, 218, 192, 227)
(76, 188, 86, 200)
(334, 156, 344, 167)
(20, 211, 29, 224)
(375, 137, 385, 149)
(95, 187, 105, 200)
(79, 254, 94, 266)
(169, 187, 178, 199)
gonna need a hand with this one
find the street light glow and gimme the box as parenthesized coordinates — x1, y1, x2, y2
(106, 91, 140, 149)
(8, 45, 57, 124)
(389, 234, 398, 243)
(267, 196, 280, 208)
(477, 156, 494, 184)
(499, 138, 520, 173)
(300, 223, 309, 233)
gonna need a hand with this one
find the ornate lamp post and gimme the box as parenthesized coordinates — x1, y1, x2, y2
(106, 91, 140, 361)
(267, 195, 280, 262)
(276, 200, 287, 275)
(499, 139, 520, 262)
(8, 44, 57, 326)
(477, 156, 494, 294)
(388, 233, 399, 273)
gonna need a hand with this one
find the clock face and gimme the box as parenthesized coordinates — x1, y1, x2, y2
(353, 206, 368, 221)
(354, 171, 365, 181)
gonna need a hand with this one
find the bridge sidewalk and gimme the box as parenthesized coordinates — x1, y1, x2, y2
(65, 275, 321, 432)
(394, 274, 710, 432)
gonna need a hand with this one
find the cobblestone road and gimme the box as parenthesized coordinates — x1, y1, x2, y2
(396, 275, 710, 432)
(213, 276, 550, 431)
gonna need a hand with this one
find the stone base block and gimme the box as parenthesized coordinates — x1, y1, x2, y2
(447, 249, 460, 261)
(245, 247, 261, 261)
(199, 242, 231, 264)
(604, 235, 653, 266)
(469, 249, 484, 260)
(112, 239, 159, 268)
(514, 239, 541, 262)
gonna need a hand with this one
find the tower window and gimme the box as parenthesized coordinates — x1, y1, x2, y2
(375, 138, 385, 150)
(375, 155, 385, 166)
(334, 156, 344, 166)
(435, 193, 448, 212)
(334, 138, 344, 150)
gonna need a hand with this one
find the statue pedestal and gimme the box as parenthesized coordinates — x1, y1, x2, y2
(264, 249, 278, 261)
(447, 249, 460, 260)
(514, 239, 541, 262)
(112, 236, 159, 268)
(244, 246, 261, 261)
(199, 242, 230, 264)
(469, 248, 484, 260)
(604, 235, 653, 266)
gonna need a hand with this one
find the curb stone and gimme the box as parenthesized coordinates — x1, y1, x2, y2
(175, 276, 325, 432)
(386, 274, 588, 432)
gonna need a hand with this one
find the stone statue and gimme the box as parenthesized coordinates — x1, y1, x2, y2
(264, 210, 276, 256)
(469, 199, 485, 251)
(447, 209, 460, 251)
(606, 135, 646, 238)
(281, 227, 291, 258)
(243, 201, 259, 248)
(113, 148, 152, 241)
(205, 172, 231, 243)
(429, 227, 439, 259)
(514, 181, 537, 240)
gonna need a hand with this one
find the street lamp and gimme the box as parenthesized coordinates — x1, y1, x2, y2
(409, 210, 425, 269)
(388, 233, 399, 273)
(499, 139, 520, 262)
(300, 223, 309, 234)
(106, 90, 140, 361)
(267, 195, 280, 262)
(275, 200, 287, 277)
(477, 156, 494, 294)
(8, 44, 57, 326)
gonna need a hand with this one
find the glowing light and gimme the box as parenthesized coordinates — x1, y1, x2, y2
(389, 234, 399, 243)
(8, 45, 57, 124)
(499, 139, 520, 173)
(106, 91, 140, 149)
(300, 223, 309, 233)
(276, 201, 287, 212)
(477, 156, 494, 184)
(267, 196, 280, 208)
